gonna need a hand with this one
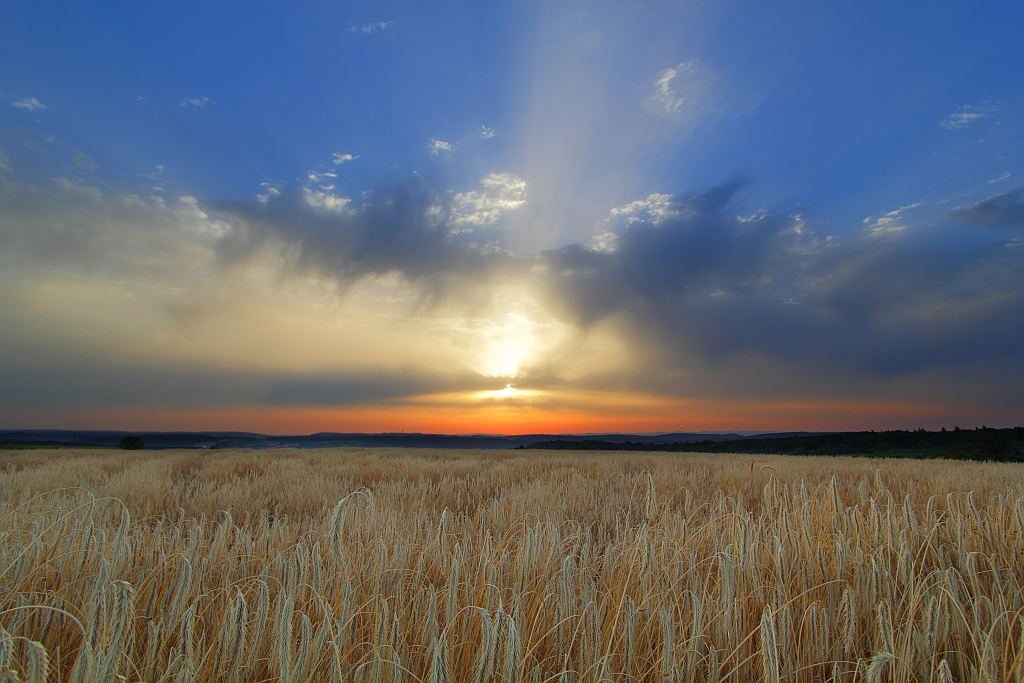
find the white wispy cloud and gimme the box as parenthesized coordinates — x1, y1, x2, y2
(451, 173, 527, 227)
(8, 96, 46, 112)
(989, 172, 1012, 185)
(587, 231, 619, 253)
(181, 97, 211, 107)
(428, 139, 453, 156)
(347, 21, 391, 34)
(137, 165, 165, 182)
(306, 170, 339, 192)
(303, 188, 352, 213)
(862, 202, 922, 237)
(256, 182, 282, 205)
(72, 151, 97, 172)
(0, 149, 11, 172)
(940, 103, 997, 130)
(479, 126, 496, 140)
(608, 193, 679, 225)
(333, 153, 358, 165)
(652, 61, 711, 117)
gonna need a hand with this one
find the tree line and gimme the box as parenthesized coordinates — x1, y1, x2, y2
(524, 427, 1024, 462)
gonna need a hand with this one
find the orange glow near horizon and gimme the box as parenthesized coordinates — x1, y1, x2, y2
(4, 393, 1018, 435)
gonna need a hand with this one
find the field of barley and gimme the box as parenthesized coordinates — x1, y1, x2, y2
(1, 449, 1024, 683)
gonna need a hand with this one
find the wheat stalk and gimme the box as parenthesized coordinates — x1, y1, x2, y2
(1, 448, 1024, 682)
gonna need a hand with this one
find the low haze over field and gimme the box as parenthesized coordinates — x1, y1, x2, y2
(1, 2, 1023, 432)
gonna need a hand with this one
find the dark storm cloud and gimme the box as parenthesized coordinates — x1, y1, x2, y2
(540, 183, 1024, 378)
(211, 179, 518, 295)
(540, 179, 798, 323)
(949, 188, 1024, 227)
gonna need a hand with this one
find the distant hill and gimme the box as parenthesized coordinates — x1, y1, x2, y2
(526, 427, 1024, 462)
(0, 429, 811, 450)
(7, 427, 1018, 461)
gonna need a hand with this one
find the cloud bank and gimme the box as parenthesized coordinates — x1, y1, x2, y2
(544, 184, 1024, 385)
(212, 178, 519, 295)
(950, 188, 1024, 228)
(1, 174, 1022, 425)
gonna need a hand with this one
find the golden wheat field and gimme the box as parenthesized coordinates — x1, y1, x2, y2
(2, 449, 1024, 683)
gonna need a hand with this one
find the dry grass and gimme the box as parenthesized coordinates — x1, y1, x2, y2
(1, 448, 1023, 682)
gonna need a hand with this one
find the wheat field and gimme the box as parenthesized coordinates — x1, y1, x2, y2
(1, 448, 1023, 683)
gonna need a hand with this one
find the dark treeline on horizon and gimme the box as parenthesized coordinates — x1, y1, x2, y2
(526, 427, 1024, 462)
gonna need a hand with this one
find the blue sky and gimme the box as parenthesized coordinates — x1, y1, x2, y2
(1, 1, 1023, 432)
(6, 1, 1020, 224)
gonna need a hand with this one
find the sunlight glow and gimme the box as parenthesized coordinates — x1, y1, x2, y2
(482, 335, 529, 377)
(474, 305, 539, 378)
(464, 290, 574, 380)
(472, 385, 541, 401)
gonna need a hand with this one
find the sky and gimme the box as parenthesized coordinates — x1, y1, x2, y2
(1, 1, 1023, 434)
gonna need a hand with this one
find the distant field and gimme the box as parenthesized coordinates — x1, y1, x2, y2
(1, 448, 1023, 682)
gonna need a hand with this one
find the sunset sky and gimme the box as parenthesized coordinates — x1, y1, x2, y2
(2, 1, 1023, 434)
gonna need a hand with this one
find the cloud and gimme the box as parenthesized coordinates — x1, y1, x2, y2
(0, 177, 511, 411)
(8, 96, 46, 112)
(543, 179, 787, 323)
(652, 61, 712, 117)
(333, 152, 358, 164)
(0, 359, 477, 410)
(861, 202, 922, 237)
(949, 189, 1024, 227)
(347, 21, 391, 34)
(307, 170, 338, 189)
(540, 182, 1024, 379)
(451, 173, 528, 228)
(428, 139, 453, 155)
(939, 103, 997, 130)
(2, 173, 1022, 417)
(212, 177, 517, 292)
(300, 187, 351, 213)
(586, 231, 618, 254)
(137, 165, 165, 181)
(479, 126, 496, 140)
(0, 180, 228, 287)
(181, 97, 211, 107)
(72, 151, 98, 172)
(989, 172, 1012, 185)
(608, 193, 680, 226)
